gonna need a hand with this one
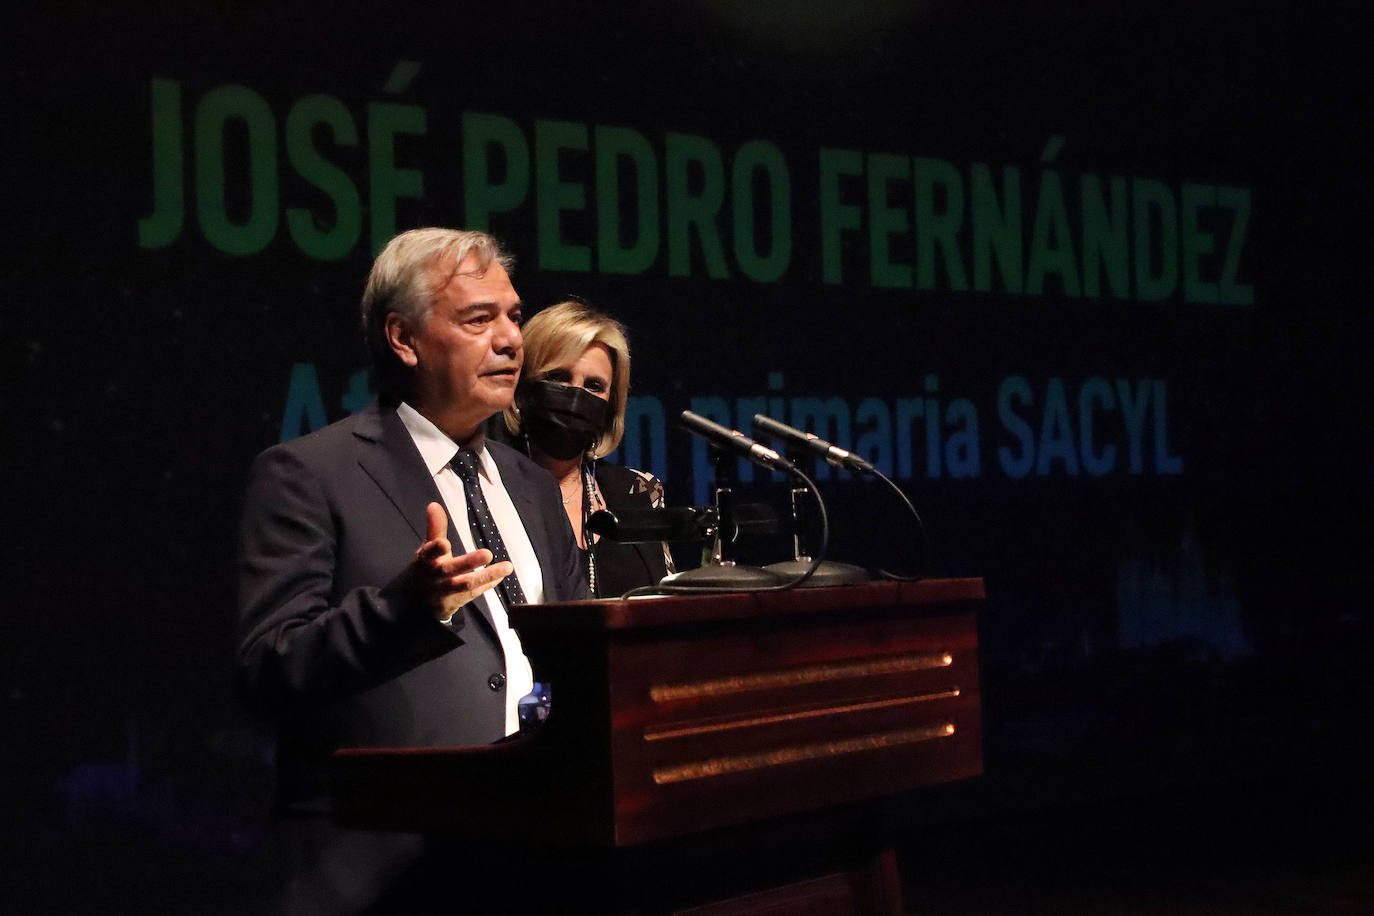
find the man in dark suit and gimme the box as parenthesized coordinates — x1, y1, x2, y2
(237, 228, 586, 913)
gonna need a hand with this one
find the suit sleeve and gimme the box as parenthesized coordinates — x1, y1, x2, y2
(235, 446, 462, 717)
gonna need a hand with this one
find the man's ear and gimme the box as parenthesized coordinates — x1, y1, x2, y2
(385, 312, 419, 367)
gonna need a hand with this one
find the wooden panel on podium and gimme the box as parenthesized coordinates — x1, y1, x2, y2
(333, 579, 982, 845)
(598, 578, 982, 844)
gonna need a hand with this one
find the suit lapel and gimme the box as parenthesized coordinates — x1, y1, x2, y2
(353, 403, 441, 541)
(353, 402, 501, 636)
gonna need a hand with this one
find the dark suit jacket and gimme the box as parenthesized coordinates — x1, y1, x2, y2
(236, 401, 586, 811)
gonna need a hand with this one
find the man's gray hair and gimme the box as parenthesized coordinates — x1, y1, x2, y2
(361, 228, 514, 396)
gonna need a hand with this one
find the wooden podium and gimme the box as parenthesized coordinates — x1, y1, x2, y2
(333, 578, 983, 913)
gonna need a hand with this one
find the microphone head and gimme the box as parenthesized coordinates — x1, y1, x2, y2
(680, 410, 737, 441)
(590, 507, 716, 543)
(752, 412, 876, 474)
(751, 413, 796, 442)
(585, 509, 619, 538)
(681, 410, 793, 472)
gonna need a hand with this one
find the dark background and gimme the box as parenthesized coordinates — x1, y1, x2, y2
(4, 2, 1371, 911)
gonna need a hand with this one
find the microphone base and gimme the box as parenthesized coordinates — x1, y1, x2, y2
(660, 563, 786, 589)
(764, 559, 871, 588)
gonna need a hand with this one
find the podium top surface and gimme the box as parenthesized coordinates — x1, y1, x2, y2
(509, 577, 985, 632)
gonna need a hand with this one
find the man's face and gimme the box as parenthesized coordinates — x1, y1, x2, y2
(393, 253, 524, 437)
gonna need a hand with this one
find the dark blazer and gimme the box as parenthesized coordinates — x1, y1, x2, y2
(236, 401, 586, 811)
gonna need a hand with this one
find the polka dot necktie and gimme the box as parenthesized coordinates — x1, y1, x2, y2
(450, 447, 527, 609)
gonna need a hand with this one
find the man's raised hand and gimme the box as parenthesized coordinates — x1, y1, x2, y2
(411, 502, 512, 622)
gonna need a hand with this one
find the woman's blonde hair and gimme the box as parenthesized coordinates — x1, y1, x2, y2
(506, 301, 631, 458)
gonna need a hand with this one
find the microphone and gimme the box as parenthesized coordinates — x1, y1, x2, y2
(679, 411, 795, 472)
(752, 414, 876, 474)
(586, 507, 716, 543)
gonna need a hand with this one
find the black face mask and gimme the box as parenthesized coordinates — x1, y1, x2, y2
(518, 380, 611, 461)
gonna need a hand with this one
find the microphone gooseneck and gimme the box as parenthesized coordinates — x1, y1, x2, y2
(753, 413, 929, 581)
(617, 414, 829, 597)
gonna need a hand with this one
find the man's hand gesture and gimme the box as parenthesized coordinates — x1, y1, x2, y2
(411, 502, 512, 622)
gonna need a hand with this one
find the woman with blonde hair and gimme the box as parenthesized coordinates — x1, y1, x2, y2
(505, 301, 673, 596)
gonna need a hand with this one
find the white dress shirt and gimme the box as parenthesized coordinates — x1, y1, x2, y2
(397, 403, 540, 736)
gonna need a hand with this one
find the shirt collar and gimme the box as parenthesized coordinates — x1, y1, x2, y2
(396, 402, 493, 481)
